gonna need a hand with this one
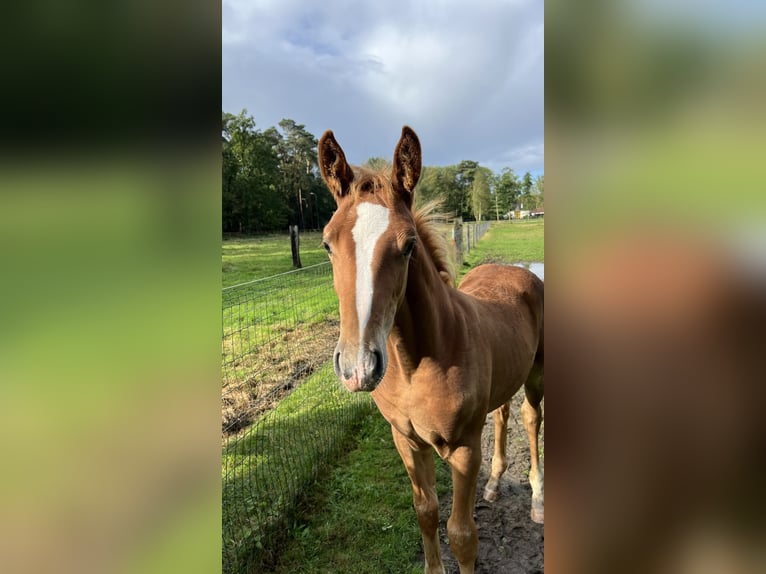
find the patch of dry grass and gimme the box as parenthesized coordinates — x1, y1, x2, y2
(222, 319, 339, 434)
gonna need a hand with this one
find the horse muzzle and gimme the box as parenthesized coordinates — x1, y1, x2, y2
(333, 344, 386, 392)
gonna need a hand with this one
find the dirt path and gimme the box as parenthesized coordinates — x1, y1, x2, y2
(432, 389, 544, 573)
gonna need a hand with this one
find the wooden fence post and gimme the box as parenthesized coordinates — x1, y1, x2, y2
(289, 225, 302, 269)
(453, 218, 463, 266)
(466, 223, 471, 253)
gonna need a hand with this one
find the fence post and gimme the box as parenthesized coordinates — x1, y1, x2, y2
(466, 223, 471, 253)
(453, 218, 463, 266)
(289, 225, 302, 269)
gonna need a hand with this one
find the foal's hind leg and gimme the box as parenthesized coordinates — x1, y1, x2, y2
(483, 400, 511, 502)
(523, 364, 544, 523)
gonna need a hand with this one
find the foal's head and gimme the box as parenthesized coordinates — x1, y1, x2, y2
(318, 126, 422, 392)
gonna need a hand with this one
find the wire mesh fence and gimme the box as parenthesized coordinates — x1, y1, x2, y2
(463, 220, 490, 254)
(222, 262, 373, 574)
(452, 219, 491, 263)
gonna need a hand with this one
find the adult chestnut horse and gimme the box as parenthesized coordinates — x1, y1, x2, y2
(318, 126, 544, 574)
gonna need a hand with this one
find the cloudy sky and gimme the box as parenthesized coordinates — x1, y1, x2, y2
(223, 0, 543, 177)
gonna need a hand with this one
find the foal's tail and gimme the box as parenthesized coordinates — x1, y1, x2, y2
(532, 277, 544, 367)
(523, 275, 544, 411)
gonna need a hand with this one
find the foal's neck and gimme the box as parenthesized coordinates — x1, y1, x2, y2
(389, 243, 459, 373)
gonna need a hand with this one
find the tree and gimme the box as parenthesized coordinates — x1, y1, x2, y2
(273, 119, 320, 230)
(222, 110, 285, 233)
(414, 165, 464, 216)
(518, 171, 539, 211)
(533, 175, 544, 209)
(455, 160, 479, 219)
(494, 168, 521, 216)
(414, 162, 491, 219)
(221, 108, 542, 232)
(522, 171, 534, 195)
(415, 166, 451, 211)
(470, 167, 493, 221)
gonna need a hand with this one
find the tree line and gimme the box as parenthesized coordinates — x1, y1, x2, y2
(223, 109, 543, 234)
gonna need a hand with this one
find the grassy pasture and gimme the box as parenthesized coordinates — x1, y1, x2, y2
(221, 263, 337, 402)
(221, 236, 338, 433)
(272, 413, 452, 574)
(222, 362, 373, 572)
(460, 219, 544, 277)
(222, 231, 328, 287)
(222, 232, 374, 573)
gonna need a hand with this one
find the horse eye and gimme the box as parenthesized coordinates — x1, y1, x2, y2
(402, 239, 416, 258)
(322, 240, 332, 256)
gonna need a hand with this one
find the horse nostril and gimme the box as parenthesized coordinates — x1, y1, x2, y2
(333, 350, 341, 377)
(372, 348, 384, 380)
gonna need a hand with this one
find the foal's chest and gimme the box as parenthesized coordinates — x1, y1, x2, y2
(372, 389, 472, 459)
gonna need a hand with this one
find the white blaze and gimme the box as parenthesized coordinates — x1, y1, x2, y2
(352, 202, 390, 341)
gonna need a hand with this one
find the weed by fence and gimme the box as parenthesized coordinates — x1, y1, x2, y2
(222, 263, 372, 574)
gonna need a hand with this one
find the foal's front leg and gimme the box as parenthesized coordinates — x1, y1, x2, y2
(447, 444, 482, 574)
(391, 427, 445, 574)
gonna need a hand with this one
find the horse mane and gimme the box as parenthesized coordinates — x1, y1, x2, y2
(349, 167, 394, 199)
(413, 200, 456, 287)
(349, 167, 456, 287)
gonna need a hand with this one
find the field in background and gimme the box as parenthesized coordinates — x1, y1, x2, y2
(222, 231, 326, 287)
(222, 218, 543, 287)
(460, 219, 544, 276)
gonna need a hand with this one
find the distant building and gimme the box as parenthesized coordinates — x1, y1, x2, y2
(503, 206, 543, 220)
(511, 207, 531, 220)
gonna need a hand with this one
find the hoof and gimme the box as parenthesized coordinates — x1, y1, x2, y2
(530, 502, 544, 524)
(483, 486, 500, 502)
(424, 562, 446, 574)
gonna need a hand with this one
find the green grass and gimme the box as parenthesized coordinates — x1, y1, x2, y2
(271, 412, 451, 574)
(461, 220, 544, 278)
(221, 234, 360, 573)
(221, 236, 338, 401)
(221, 263, 338, 386)
(222, 231, 328, 287)
(222, 362, 373, 573)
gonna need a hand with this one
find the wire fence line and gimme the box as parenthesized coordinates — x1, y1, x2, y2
(463, 220, 491, 254)
(222, 261, 339, 434)
(222, 262, 331, 292)
(222, 262, 373, 574)
(452, 220, 491, 264)
(221, 220, 492, 573)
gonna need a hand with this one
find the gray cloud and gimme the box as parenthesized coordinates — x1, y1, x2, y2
(223, 0, 543, 175)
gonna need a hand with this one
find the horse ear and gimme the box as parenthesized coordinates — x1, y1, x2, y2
(318, 130, 354, 202)
(392, 126, 422, 208)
